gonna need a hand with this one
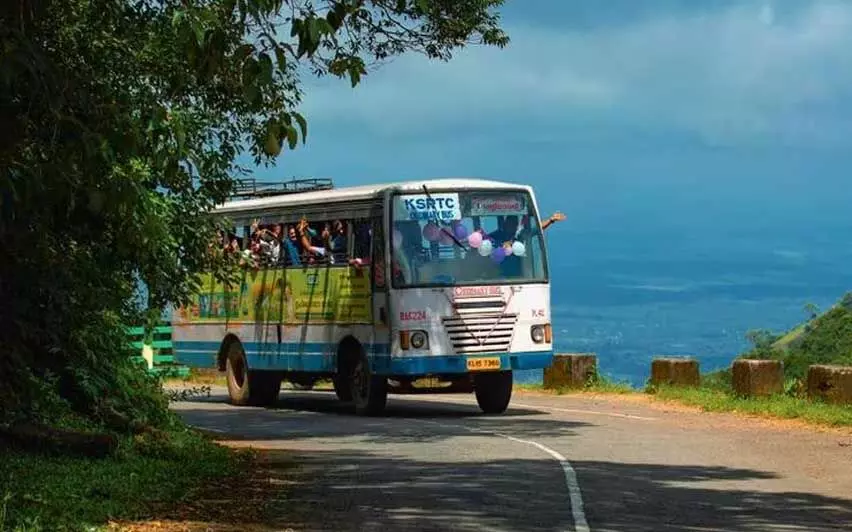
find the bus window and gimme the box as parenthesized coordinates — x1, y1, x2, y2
(390, 190, 548, 287)
(372, 218, 385, 289)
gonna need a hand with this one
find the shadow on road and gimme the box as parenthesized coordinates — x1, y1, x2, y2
(182, 447, 852, 532)
(170, 393, 852, 531)
(175, 391, 593, 444)
(573, 459, 852, 532)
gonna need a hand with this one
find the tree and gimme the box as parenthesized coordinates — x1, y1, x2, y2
(744, 328, 778, 351)
(803, 302, 820, 321)
(839, 292, 852, 311)
(0, 0, 508, 426)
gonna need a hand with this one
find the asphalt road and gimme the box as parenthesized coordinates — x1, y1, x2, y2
(171, 387, 852, 532)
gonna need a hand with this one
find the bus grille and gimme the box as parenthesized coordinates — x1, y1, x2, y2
(442, 313, 518, 354)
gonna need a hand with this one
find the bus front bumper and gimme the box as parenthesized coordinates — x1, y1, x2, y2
(371, 351, 554, 377)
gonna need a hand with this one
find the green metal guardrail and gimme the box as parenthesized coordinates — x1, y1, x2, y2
(127, 322, 190, 378)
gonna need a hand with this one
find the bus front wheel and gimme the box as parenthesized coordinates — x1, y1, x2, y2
(225, 343, 281, 407)
(332, 375, 353, 402)
(350, 352, 387, 416)
(473, 370, 513, 414)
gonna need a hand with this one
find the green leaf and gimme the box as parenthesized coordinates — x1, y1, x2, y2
(308, 18, 319, 45)
(175, 124, 186, 153)
(293, 112, 307, 143)
(243, 83, 259, 104)
(235, 44, 254, 60)
(315, 18, 333, 36)
(348, 62, 364, 87)
(285, 126, 298, 149)
(274, 46, 287, 71)
(264, 126, 281, 157)
(258, 53, 273, 85)
(326, 9, 341, 30)
(171, 10, 186, 28)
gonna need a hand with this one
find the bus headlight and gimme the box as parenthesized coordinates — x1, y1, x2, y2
(410, 330, 428, 350)
(400, 330, 429, 350)
(531, 325, 545, 343)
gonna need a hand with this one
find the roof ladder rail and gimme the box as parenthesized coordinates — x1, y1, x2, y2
(230, 177, 334, 199)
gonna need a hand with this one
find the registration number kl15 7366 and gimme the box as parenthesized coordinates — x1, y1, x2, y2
(466, 357, 501, 371)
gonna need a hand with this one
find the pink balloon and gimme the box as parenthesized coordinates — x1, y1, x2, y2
(422, 222, 440, 242)
(468, 231, 483, 248)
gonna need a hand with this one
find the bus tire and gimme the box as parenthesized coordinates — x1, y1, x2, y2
(247, 371, 282, 406)
(473, 370, 513, 414)
(350, 352, 387, 416)
(225, 343, 280, 407)
(332, 375, 353, 402)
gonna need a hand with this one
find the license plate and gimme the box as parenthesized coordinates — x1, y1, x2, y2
(466, 357, 501, 371)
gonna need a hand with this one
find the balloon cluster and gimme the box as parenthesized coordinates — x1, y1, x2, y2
(395, 220, 527, 264)
(464, 225, 526, 264)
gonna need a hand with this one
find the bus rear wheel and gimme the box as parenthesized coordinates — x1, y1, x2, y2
(473, 370, 513, 414)
(350, 352, 387, 416)
(225, 343, 281, 407)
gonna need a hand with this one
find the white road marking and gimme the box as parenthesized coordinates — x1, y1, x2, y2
(182, 392, 592, 530)
(509, 401, 657, 422)
(421, 419, 591, 532)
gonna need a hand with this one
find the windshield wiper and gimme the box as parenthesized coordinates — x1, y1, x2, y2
(421, 184, 466, 251)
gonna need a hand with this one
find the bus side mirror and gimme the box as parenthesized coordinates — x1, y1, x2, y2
(379, 306, 387, 324)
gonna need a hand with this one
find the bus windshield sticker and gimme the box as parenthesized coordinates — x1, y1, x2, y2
(394, 193, 461, 222)
(469, 195, 526, 216)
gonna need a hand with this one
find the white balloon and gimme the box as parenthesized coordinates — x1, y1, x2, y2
(478, 239, 493, 257)
(511, 241, 526, 257)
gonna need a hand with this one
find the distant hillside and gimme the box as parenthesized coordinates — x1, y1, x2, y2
(742, 292, 852, 381)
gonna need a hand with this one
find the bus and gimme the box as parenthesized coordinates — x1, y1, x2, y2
(172, 177, 554, 415)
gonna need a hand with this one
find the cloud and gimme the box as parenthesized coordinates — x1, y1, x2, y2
(297, 1, 852, 148)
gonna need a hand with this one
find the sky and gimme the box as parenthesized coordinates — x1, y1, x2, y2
(245, 0, 852, 256)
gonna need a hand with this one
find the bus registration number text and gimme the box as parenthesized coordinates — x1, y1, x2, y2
(466, 357, 501, 371)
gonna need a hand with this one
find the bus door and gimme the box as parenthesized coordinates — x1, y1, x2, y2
(370, 206, 390, 350)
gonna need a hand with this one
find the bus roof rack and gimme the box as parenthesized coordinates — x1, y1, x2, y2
(230, 177, 334, 199)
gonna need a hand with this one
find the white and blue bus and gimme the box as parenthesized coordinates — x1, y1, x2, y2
(173, 178, 554, 415)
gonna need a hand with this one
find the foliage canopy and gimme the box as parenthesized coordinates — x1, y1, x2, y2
(0, 0, 508, 425)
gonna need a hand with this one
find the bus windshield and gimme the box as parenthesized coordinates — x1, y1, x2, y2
(390, 189, 548, 288)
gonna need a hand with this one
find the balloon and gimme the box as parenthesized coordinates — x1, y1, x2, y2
(392, 228, 403, 249)
(478, 239, 493, 257)
(491, 246, 507, 263)
(422, 222, 440, 242)
(512, 241, 526, 257)
(454, 223, 469, 241)
(439, 228, 454, 246)
(468, 231, 483, 248)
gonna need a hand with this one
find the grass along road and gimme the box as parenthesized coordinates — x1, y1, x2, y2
(515, 374, 852, 429)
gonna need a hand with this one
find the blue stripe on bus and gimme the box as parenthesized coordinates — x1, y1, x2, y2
(174, 339, 552, 376)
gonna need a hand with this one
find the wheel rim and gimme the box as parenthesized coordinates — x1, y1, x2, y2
(352, 359, 368, 403)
